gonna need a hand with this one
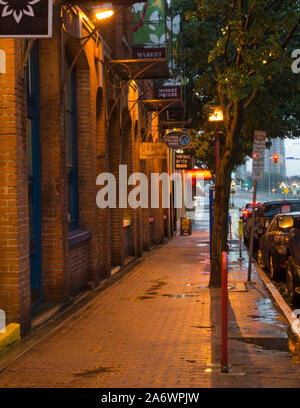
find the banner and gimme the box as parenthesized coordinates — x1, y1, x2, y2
(132, 1, 166, 47)
(0, 0, 52, 38)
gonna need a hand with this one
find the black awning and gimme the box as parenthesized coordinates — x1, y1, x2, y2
(109, 58, 171, 80)
(161, 121, 192, 129)
(65, 0, 142, 5)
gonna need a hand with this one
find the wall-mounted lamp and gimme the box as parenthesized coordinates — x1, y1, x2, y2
(90, 3, 115, 22)
(208, 106, 224, 122)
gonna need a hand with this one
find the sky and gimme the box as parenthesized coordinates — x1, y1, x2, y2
(285, 140, 300, 177)
(246, 140, 300, 178)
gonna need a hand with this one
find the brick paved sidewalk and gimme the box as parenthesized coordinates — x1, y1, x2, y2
(0, 215, 300, 388)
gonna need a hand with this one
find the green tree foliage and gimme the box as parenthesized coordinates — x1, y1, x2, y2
(171, 0, 300, 285)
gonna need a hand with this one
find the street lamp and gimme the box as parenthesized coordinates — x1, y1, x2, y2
(208, 106, 224, 169)
(90, 3, 115, 21)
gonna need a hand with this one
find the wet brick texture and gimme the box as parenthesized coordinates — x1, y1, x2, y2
(0, 219, 300, 388)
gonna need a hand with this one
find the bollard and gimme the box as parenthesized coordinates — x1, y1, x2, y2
(221, 251, 229, 373)
(238, 220, 244, 261)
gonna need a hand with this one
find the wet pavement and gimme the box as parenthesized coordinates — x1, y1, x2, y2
(0, 213, 300, 387)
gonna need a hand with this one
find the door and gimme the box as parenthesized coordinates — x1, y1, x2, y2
(26, 42, 42, 305)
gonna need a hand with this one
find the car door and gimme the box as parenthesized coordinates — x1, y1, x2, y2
(290, 228, 300, 269)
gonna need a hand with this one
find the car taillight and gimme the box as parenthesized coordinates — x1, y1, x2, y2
(243, 210, 248, 216)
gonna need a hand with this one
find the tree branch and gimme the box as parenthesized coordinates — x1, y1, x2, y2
(244, 89, 258, 110)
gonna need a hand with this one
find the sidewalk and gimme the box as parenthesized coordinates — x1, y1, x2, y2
(0, 214, 300, 387)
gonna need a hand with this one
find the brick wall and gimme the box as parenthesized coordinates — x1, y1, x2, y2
(0, 4, 171, 333)
(0, 39, 31, 333)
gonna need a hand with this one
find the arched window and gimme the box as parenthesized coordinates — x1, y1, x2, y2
(25, 40, 42, 304)
(65, 56, 79, 229)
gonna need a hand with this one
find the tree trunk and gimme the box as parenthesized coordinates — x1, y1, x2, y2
(209, 152, 232, 287)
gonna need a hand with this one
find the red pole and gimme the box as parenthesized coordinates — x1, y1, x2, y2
(221, 251, 229, 373)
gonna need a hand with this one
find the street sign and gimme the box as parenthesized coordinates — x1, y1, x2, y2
(164, 131, 191, 149)
(0, 0, 52, 38)
(251, 130, 266, 181)
(140, 142, 167, 159)
(175, 153, 192, 170)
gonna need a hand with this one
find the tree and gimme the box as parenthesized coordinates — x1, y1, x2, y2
(172, 0, 300, 286)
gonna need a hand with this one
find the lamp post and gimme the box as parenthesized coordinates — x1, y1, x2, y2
(209, 106, 224, 170)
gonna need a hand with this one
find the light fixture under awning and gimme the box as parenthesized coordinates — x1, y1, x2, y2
(142, 99, 184, 111)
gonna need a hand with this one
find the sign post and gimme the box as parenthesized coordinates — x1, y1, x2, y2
(248, 131, 266, 281)
(209, 187, 215, 260)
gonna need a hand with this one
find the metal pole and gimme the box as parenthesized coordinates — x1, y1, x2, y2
(238, 219, 244, 261)
(215, 131, 220, 169)
(221, 251, 229, 373)
(247, 181, 257, 281)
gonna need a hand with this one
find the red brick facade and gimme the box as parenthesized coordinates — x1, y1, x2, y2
(0, 3, 173, 333)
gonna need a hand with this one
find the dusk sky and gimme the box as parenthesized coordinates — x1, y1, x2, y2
(247, 140, 300, 178)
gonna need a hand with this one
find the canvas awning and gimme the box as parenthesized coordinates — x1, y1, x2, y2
(109, 58, 171, 80)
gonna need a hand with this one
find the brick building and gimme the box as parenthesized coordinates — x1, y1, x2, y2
(0, 0, 181, 333)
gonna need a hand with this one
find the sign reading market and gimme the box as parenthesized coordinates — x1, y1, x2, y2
(0, 0, 52, 38)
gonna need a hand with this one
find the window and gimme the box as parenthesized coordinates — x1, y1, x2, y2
(65, 57, 79, 229)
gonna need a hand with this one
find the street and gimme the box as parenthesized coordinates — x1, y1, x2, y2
(0, 207, 300, 388)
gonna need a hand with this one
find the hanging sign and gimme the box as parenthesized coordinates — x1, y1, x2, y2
(140, 142, 167, 159)
(164, 131, 191, 149)
(175, 153, 192, 170)
(154, 86, 181, 100)
(0, 0, 52, 38)
(132, 47, 166, 59)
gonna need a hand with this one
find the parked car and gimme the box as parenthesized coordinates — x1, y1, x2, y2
(286, 220, 300, 304)
(243, 199, 300, 250)
(240, 202, 260, 222)
(256, 212, 300, 281)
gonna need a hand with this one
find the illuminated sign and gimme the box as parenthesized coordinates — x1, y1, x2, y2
(175, 153, 192, 170)
(185, 169, 212, 180)
(140, 142, 167, 159)
(164, 131, 191, 149)
(154, 86, 181, 100)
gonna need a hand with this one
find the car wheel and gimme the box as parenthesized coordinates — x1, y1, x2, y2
(286, 257, 300, 305)
(257, 249, 266, 269)
(270, 253, 280, 282)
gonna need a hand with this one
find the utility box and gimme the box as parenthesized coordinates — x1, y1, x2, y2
(180, 217, 192, 235)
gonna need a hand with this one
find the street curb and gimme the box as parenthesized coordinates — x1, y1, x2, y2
(253, 261, 300, 339)
(0, 324, 20, 354)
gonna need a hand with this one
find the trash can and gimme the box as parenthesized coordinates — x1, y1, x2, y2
(180, 217, 192, 235)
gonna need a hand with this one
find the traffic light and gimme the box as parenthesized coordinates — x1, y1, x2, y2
(273, 154, 278, 164)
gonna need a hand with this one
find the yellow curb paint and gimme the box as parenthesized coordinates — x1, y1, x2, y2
(0, 323, 20, 354)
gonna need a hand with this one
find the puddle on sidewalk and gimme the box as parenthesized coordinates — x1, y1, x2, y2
(233, 331, 300, 363)
(74, 366, 116, 377)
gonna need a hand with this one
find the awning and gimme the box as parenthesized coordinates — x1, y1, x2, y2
(109, 58, 171, 80)
(65, 0, 142, 5)
(161, 121, 192, 129)
(142, 99, 184, 111)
